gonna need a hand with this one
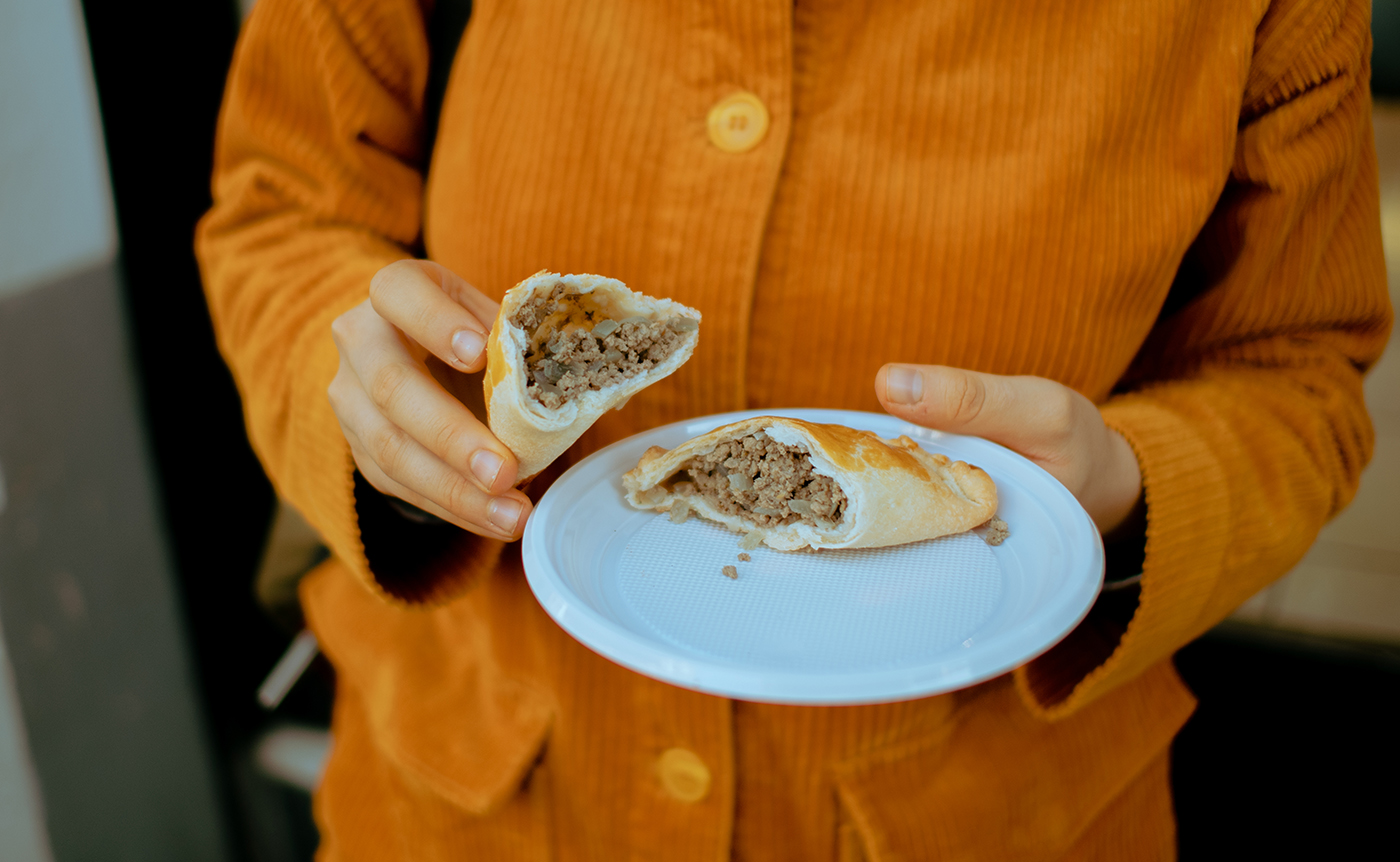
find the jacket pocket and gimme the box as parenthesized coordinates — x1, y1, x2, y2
(833, 661, 1195, 862)
(304, 557, 556, 816)
(377, 670, 554, 816)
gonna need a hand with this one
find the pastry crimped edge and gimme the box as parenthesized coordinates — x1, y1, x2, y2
(622, 416, 998, 551)
(484, 271, 701, 481)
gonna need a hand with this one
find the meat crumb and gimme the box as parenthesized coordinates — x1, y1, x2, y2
(983, 517, 1010, 546)
(511, 281, 692, 409)
(737, 553, 751, 562)
(722, 565, 738, 580)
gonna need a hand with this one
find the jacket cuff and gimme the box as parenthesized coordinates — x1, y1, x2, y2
(352, 470, 507, 603)
(273, 258, 504, 606)
(1015, 394, 1231, 719)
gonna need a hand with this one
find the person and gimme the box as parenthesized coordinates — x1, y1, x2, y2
(196, 0, 1392, 857)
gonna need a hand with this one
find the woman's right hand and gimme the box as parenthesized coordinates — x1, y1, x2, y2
(328, 259, 532, 539)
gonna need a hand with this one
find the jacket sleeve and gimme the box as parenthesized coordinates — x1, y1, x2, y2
(1017, 0, 1393, 717)
(196, 0, 502, 602)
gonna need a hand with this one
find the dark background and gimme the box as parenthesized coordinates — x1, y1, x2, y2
(75, 1, 1400, 858)
(76, 2, 326, 859)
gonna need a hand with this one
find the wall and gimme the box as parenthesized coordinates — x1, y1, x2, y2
(0, 0, 232, 859)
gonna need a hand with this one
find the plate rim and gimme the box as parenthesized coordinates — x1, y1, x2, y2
(522, 408, 1104, 705)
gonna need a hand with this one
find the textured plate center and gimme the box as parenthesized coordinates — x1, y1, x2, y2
(617, 516, 1003, 673)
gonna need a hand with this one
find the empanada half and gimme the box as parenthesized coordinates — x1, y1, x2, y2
(485, 271, 701, 480)
(622, 417, 998, 551)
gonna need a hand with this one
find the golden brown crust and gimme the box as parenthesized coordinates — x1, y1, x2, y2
(623, 417, 998, 551)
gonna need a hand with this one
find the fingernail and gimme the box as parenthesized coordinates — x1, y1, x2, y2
(487, 497, 524, 533)
(470, 449, 504, 489)
(452, 329, 486, 366)
(886, 366, 924, 405)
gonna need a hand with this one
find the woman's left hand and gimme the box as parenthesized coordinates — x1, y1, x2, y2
(874, 364, 1143, 535)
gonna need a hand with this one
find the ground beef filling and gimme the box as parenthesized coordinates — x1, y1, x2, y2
(667, 433, 848, 530)
(510, 282, 695, 409)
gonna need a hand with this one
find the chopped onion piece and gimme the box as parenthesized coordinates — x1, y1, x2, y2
(537, 359, 565, 382)
(591, 319, 620, 338)
(739, 531, 764, 550)
(667, 316, 699, 332)
(727, 473, 752, 492)
(668, 499, 691, 524)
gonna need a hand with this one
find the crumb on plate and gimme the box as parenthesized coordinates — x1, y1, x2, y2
(983, 517, 1010, 546)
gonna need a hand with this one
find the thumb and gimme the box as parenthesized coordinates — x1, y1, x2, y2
(874, 364, 1070, 452)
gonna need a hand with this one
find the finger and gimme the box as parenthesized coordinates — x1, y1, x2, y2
(335, 379, 532, 537)
(874, 364, 1078, 453)
(337, 304, 519, 492)
(420, 260, 501, 326)
(370, 259, 498, 373)
(347, 435, 470, 529)
(349, 432, 531, 538)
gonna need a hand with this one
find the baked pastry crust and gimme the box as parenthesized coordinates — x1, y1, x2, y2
(484, 271, 701, 480)
(623, 416, 998, 551)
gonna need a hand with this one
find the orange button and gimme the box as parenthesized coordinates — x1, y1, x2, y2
(707, 91, 770, 154)
(656, 747, 711, 803)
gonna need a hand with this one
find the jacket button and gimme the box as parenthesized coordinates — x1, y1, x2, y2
(656, 747, 711, 803)
(707, 91, 769, 153)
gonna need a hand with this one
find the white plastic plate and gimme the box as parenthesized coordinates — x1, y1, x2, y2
(522, 409, 1103, 705)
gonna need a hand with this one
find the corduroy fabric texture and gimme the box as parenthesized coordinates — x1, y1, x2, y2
(196, 0, 1392, 858)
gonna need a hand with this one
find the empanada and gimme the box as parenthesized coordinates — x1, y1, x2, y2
(623, 416, 998, 551)
(485, 272, 701, 480)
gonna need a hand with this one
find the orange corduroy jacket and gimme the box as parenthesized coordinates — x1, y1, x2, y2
(196, 0, 1392, 859)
